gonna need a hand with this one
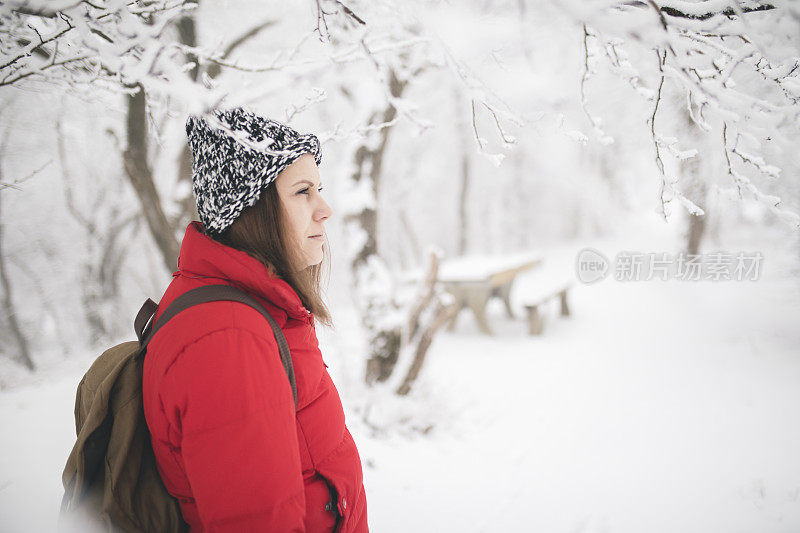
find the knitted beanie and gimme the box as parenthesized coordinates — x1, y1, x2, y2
(186, 107, 322, 235)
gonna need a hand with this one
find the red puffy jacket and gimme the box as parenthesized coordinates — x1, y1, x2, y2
(142, 222, 368, 532)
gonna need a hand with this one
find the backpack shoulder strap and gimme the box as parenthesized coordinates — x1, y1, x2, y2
(135, 298, 158, 344)
(138, 284, 297, 408)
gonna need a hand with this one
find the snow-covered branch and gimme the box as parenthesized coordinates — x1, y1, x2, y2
(651, 0, 776, 21)
(566, 0, 800, 225)
(0, 1, 195, 95)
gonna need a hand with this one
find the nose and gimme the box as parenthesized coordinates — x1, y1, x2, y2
(315, 195, 332, 222)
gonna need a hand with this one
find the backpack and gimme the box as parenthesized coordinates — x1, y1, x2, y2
(59, 284, 297, 533)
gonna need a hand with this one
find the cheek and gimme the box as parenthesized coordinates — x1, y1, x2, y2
(289, 210, 309, 240)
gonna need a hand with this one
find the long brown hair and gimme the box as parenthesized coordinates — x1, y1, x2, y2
(213, 183, 332, 326)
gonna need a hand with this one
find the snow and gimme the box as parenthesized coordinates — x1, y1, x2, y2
(2, 241, 799, 533)
(1, 2, 800, 531)
(402, 251, 543, 283)
(354, 273, 800, 532)
(0, 367, 85, 532)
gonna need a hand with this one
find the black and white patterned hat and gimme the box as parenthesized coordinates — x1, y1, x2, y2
(186, 107, 322, 235)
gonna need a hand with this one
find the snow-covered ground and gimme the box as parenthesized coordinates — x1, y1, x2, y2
(1, 241, 799, 532)
(356, 275, 800, 533)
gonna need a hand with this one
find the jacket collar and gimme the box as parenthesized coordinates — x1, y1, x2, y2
(176, 222, 311, 321)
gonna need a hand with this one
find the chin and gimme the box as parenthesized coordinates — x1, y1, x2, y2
(305, 254, 324, 268)
(303, 245, 325, 267)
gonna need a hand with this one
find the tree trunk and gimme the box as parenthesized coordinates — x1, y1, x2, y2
(174, 14, 275, 230)
(455, 85, 470, 256)
(0, 189, 34, 370)
(58, 119, 139, 343)
(175, 15, 199, 83)
(129, 14, 279, 273)
(681, 109, 708, 255)
(346, 69, 408, 385)
(174, 12, 201, 229)
(122, 83, 180, 273)
(345, 67, 454, 395)
(686, 194, 706, 255)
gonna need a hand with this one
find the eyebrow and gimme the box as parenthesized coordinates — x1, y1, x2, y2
(292, 179, 323, 188)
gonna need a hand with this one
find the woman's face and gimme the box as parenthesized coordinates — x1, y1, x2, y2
(273, 153, 332, 268)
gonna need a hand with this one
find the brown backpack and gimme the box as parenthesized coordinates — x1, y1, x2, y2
(60, 285, 297, 532)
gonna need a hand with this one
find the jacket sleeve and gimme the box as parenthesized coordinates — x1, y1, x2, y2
(159, 326, 305, 532)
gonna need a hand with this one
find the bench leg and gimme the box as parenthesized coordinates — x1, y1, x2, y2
(467, 292, 493, 335)
(495, 282, 516, 319)
(559, 290, 570, 317)
(527, 306, 544, 335)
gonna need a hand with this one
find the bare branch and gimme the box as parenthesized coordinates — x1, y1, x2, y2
(0, 162, 35, 370)
(0, 20, 75, 72)
(0, 160, 52, 191)
(203, 18, 277, 79)
(404, 251, 441, 343)
(648, 48, 669, 219)
(660, 2, 775, 21)
(56, 118, 94, 230)
(337, 1, 366, 25)
(471, 100, 484, 150)
(481, 101, 517, 146)
(580, 25, 615, 143)
(0, 54, 94, 87)
(314, 0, 366, 41)
(6, 1, 82, 17)
(646, 0, 670, 30)
(730, 133, 781, 178)
(315, 0, 330, 40)
(722, 122, 744, 198)
(221, 20, 276, 60)
(623, 0, 776, 21)
(7, 0, 192, 18)
(721, 123, 796, 229)
(395, 299, 457, 396)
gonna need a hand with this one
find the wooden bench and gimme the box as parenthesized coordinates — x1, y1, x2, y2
(399, 252, 543, 335)
(404, 252, 541, 335)
(521, 280, 572, 335)
(440, 257, 540, 335)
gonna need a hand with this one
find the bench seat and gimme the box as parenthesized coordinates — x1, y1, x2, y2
(521, 280, 572, 335)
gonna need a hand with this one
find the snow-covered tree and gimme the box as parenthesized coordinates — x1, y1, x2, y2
(1, 0, 798, 400)
(570, 0, 800, 232)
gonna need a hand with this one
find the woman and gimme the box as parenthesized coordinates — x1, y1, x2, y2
(142, 108, 368, 532)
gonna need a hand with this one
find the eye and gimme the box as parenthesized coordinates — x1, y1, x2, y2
(296, 185, 323, 196)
